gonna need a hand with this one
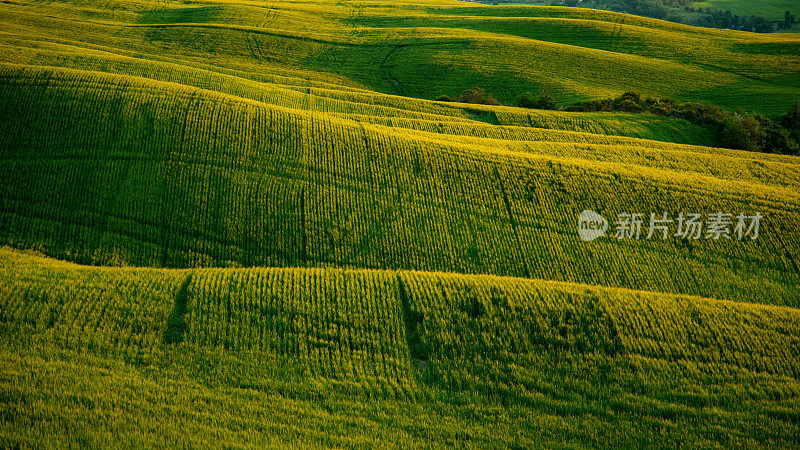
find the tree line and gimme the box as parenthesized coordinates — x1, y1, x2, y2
(564, 93, 800, 155)
(438, 88, 800, 155)
(490, 0, 797, 33)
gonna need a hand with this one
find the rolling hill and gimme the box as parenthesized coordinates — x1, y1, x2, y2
(3, 248, 799, 447)
(0, 0, 798, 447)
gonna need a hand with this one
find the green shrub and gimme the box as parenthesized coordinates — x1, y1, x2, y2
(514, 92, 558, 110)
(566, 93, 799, 154)
(455, 87, 500, 106)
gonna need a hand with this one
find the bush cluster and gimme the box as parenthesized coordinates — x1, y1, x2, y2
(565, 93, 800, 155)
(438, 87, 501, 106)
(513, 92, 558, 110)
(439, 87, 799, 155)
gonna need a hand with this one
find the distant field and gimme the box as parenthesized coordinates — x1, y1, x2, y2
(691, 1, 800, 21)
(0, 0, 798, 114)
(481, 1, 800, 31)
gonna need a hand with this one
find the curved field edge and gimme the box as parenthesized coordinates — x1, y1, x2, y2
(2, 62, 795, 168)
(1, 64, 799, 305)
(0, 247, 798, 447)
(1, 0, 798, 115)
(0, 36, 723, 148)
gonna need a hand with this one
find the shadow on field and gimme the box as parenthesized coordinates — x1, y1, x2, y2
(163, 274, 193, 345)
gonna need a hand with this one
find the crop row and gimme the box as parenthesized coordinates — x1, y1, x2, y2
(1, 248, 798, 442)
(1, 67, 799, 304)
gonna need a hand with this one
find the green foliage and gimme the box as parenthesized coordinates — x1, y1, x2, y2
(514, 92, 558, 110)
(567, 93, 800, 154)
(454, 87, 501, 106)
(690, 0, 800, 23)
(780, 102, 800, 131)
(0, 0, 798, 446)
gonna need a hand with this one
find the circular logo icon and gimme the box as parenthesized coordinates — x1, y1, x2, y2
(578, 210, 608, 242)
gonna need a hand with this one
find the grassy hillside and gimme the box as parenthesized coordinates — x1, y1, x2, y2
(2, 248, 798, 447)
(2, 63, 799, 305)
(1, 0, 799, 446)
(0, 0, 799, 114)
(691, 0, 799, 21)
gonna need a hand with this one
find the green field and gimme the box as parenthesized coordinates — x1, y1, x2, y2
(0, 0, 799, 446)
(3, 248, 799, 447)
(691, 0, 800, 21)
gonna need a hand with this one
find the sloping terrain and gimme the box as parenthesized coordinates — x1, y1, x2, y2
(2, 64, 799, 304)
(1, 0, 799, 113)
(0, 0, 798, 447)
(2, 248, 799, 447)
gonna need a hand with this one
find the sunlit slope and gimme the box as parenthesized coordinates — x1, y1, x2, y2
(0, 34, 714, 145)
(0, 0, 798, 114)
(1, 248, 798, 447)
(1, 65, 799, 305)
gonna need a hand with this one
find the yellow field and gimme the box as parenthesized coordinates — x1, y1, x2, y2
(2, 247, 798, 446)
